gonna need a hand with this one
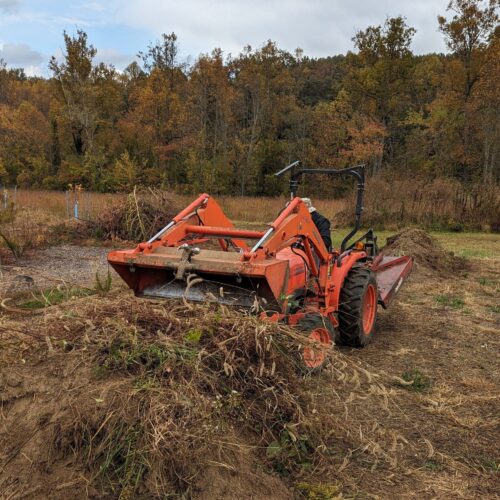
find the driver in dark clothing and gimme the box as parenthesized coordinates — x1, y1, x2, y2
(301, 198, 332, 252)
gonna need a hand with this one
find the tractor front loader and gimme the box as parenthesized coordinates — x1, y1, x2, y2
(108, 162, 413, 371)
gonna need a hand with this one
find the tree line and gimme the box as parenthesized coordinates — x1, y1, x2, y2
(0, 0, 498, 196)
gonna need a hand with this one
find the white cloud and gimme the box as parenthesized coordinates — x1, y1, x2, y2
(82, 1, 106, 12)
(95, 47, 138, 68)
(0, 42, 44, 67)
(23, 64, 44, 77)
(117, 0, 449, 57)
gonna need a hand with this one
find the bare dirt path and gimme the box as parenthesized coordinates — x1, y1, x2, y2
(0, 245, 114, 297)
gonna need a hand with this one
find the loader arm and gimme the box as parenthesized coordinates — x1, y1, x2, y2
(246, 197, 329, 265)
(144, 195, 251, 252)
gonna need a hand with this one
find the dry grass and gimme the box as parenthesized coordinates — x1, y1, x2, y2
(0, 293, 418, 497)
(212, 195, 346, 223)
(12, 189, 125, 219)
(0, 206, 62, 260)
(337, 177, 500, 231)
(7, 179, 500, 232)
(89, 188, 181, 241)
(8, 188, 346, 225)
(0, 214, 499, 497)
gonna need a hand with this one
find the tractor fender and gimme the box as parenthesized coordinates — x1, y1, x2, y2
(328, 251, 367, 310)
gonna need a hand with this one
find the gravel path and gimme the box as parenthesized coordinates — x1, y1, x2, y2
(0, 245, 115, 296)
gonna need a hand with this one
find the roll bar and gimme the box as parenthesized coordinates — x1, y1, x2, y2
(274, 160, 365, 253)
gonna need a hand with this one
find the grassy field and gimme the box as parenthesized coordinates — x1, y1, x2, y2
(331, 229, 500, 259)
(7, 188, 346, 223)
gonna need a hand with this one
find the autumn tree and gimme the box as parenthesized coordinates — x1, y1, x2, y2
(111, 150, 140, 191)
(438, 0, 499, 99)
(346, 16, 417, 173)
(436, 0, 499, 180)
(186, 49, 235, 193)
(0, 101, 50, 185)
(310, 90, 385, 170)
(120, 32, 189, 186)
(49, 30, 99, 157)
(471, 32, 500, 182)
(0, 20, 498, 195)
(229, 42, 301, 195)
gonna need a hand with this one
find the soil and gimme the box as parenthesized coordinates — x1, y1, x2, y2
(0, 232, 499, 499)
(381, 228, 468, 275)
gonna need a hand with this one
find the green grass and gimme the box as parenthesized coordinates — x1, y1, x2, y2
(17, 270, 113, 310)
(331, 228, 500, 259)
(401, 369, 432, 392)
(19, 286, 95, 309)
(480, 458, 499, 471)
(487, 305, 500, 314)
(102, 339, 198, 374)
(184, 328, 203, 344)
(424, 460, 443, 472)
(456, 248, 496, 258)
(295, 481, 343, 499)
(94, 269, 113, 294)
(478, 277, 496, 286)
(428, 232, 500, 259)
(434, 294, 465, 309)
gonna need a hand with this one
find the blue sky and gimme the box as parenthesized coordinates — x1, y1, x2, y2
(0, 0, 450, 76)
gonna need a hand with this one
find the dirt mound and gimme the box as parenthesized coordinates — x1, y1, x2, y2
(381, 228, 467, 274)
(0, 292, 424, 499)
(90, 187, 180, 241)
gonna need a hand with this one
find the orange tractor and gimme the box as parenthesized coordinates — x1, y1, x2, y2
(108, 162, 413, 371)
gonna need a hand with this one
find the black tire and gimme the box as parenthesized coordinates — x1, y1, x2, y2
(338, 266, 378, 347)
(296, 313, 336, 373)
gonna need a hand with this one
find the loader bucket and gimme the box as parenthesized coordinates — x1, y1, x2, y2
(108, 247, 291, 310)
(372, 255, 413, 308)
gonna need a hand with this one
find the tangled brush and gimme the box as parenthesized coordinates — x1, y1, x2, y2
(41, 294, 426, 498)
(90, 187, 180, 241)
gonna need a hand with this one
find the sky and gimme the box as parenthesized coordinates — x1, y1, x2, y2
(0, 0, 452, 77)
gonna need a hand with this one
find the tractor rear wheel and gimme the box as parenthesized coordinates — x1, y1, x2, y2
(338, 266, 378, 347)
(296, 313, 335, 373)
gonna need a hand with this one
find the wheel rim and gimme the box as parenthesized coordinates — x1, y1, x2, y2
(303, 327, 331, 368)
(362, 284, 377, 334)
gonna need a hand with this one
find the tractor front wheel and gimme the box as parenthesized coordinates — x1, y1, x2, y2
(296, 313, 335, 373)
(338, 266, 378, 347)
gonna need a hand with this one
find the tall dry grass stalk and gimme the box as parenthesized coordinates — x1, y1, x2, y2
(338, 177, 500, 230)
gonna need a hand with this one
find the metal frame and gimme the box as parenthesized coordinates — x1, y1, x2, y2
(275, 160, 366, 252)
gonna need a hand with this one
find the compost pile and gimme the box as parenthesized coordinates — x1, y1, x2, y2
(0, 292, 416, 499)
(381, 228, 466, 274)
(92, 188, 180, 241)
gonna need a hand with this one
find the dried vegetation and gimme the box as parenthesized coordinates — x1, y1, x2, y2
(88, 187, 181, 242)
(0, 227, 498, 498)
